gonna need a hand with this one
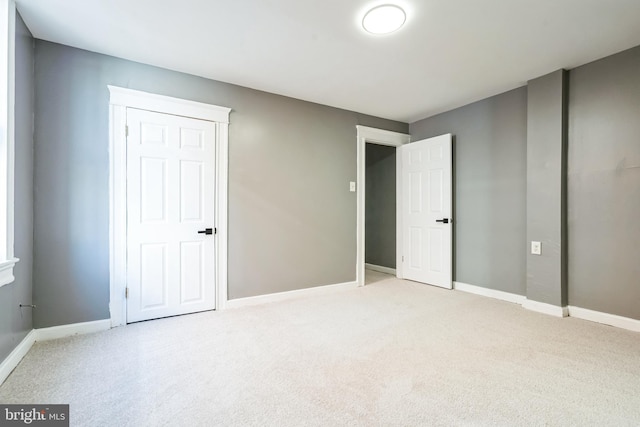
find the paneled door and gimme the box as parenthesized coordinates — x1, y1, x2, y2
(399, 134, 452, 289)
(126, 108, 216, 323)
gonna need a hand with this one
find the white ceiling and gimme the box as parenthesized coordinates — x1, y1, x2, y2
(15, 0, 640, 123)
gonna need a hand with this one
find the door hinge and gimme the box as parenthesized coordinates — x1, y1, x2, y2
(402, 256, 405, 262)
(215, 227, 217, 235)
(125, 125, 129, 137)
(125, 288, 129, 298)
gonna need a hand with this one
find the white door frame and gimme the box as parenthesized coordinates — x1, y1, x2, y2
(108, 86, 231, 327)
(356, 125, 411, 286)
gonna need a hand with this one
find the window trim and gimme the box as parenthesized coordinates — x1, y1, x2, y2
(0, 0, 19, 288)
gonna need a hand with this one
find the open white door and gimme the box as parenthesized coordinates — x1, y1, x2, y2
(126, 108, 216, 323)
(399, 134, 452, 289)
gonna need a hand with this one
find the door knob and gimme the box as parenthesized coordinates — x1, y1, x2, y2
(435, 218, 450, 224)
(198, 228, 214, 235)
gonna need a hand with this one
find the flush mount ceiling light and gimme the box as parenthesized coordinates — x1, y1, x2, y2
(362, 4, 406, 35)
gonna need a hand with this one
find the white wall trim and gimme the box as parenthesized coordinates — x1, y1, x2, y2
(453, 280, 571, 319)
(0, 257, 18, 286)
(356, 125, 410, 287)
(522, 299, 568, 317)
(453, 281, 526, 305)
(0, 0, 17, 288)
(108, 86, 230, 326)
(0, 329, 35, 385)
(216, 122, 229, 310)
(452, 281, 640, 330)
(107, 86, 231, 123)
(365, 263, 396, 276)
(35, 319, 111, 341)
(226, 281, 359, 309)
(568, 306, 640, 333)
(395, 149, 403, 281)
(1, 320, 112, 386)
(108, 101, 127, 327)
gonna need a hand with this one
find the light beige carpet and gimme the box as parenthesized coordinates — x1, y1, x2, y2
(1, 272, 640, 426)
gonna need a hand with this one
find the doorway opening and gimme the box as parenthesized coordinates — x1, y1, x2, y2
(356, 126, 410, 286)
(356, 126, 454, 289)
(365, 143, 397, 282)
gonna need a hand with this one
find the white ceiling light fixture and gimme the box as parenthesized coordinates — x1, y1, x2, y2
(362, 4, 406, 35)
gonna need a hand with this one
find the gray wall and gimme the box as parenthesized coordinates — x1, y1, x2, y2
(365, 144, 396, 269)
(0, 14, 34, 361)
(526, 70, 568, 307)
(407, 45, 640, 319)
(32, 41, 407, 328)
(568, 46, 640, 320)
(409, 88, 528, 295)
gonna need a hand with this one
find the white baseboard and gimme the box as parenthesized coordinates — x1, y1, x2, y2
(568, 306, 640, 333)
(522, 299, 568, 318)
(35, 319, 111, 341)
(226, 281, 359, 309)
(452, 280, 569, 318)
(1, 319, 112, 386)
(453, 281, 526, 305)
(365, 263, 396, 275)
(0, 330, 36, 386)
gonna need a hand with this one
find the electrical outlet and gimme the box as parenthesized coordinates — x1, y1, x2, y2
(349, 181, 356, 192)
(531, 241, 541, 255)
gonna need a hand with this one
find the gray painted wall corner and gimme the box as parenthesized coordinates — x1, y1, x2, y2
(526, 69, 568, 307)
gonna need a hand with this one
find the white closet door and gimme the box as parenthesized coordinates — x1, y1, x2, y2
(126, 108, 216, 323)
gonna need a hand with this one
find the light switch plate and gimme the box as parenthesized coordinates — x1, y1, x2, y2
(349, 181, 356, 192)
(531, 241, 541, 255)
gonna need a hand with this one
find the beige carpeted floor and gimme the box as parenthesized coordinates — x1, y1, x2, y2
(2, 271, 640, 426)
